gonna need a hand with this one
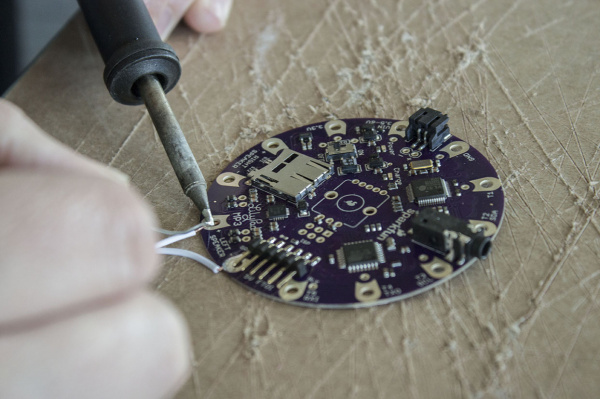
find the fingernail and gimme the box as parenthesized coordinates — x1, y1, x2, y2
(211, 0, 233, 26)
(100, 166, 131, 186)
(201, 0, 233, 31)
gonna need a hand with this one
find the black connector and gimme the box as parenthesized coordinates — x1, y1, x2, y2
(248, 239, 272, 256)
(244, 239, 311, 279)
(411, 208, 492, 263)
(291, 259, 310, 278)
(405, 108, 451, 151)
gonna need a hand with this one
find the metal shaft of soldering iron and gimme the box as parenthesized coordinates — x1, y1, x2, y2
(136, 75, 212, 223)
(78, 0, 212, 223)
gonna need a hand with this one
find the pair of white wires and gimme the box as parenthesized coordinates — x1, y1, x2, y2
(155, 221, 222, 273)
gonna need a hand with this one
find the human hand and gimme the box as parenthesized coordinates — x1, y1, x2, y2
(0, 101, 190, 397)
(144, 0, 234, 38)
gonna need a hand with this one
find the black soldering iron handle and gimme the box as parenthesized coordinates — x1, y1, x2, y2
(78, 0, 181, 105)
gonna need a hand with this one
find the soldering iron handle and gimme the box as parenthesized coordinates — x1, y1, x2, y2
(78, 0, 181, 105)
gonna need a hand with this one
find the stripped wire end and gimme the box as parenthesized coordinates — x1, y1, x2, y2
(155, 223, 220, 273)
(157, 248, 222, 273)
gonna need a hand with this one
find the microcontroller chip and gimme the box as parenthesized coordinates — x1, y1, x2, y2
(406, 177, 450, 206)
(336, 240, 385, 273)
(267, 204, 289, 220)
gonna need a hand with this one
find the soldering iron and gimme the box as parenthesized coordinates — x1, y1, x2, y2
(77, 0, 213, 224)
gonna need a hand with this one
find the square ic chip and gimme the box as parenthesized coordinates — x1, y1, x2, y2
(266, 204, 289, 220)
(407, 177, 450, 206)
(337, 240, 385, 273)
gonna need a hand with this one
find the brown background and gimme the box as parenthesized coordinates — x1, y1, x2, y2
(7, 0, 600, 397)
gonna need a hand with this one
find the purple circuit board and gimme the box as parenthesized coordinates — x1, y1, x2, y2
(201, 117, 504, 308)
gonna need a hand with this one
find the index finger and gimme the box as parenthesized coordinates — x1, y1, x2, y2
(0, 171, 159, 330)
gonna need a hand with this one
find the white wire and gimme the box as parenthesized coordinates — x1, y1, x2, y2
(154, 221, 207, 236)
(153, 222, 221, 274)
(155, 230, 197, 248)
(157, 248, 222, 273)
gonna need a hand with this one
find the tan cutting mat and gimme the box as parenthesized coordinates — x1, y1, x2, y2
(7, 0, 600, 397)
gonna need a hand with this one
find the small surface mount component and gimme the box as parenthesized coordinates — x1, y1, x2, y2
(367, 153, 386, 172)
(364, 223, 382, 233)
(406, 159, 441, 175)
(339, 158, 361, 175)
(358, 123, 381, 143)
(299, 132, 313, 150)
(248, 149, 333, 203)
(203, 115, 504, 308)
(337, 240, 385, 273)
(325, 141, 357, 161)
(405, 108, 451, 151)
(411, 159, 433, 170)
(297, 200, 309, 217)
(228, 229, 242, 244)
(411, 208, 492, 264)
(249, 188, 259, 202)
(226, 195, 238, 209)
(407, 177, 451, 206)
(267, 204, 289, 220)
(391, 195, 403, 212)
(269, 221, 280, 232)
(325, 141, 361, 175)
(251, 227, 263, 239)
(385, 237, 396, 251)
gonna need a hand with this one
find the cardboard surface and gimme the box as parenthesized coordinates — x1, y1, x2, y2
(7, 0, 600, 397)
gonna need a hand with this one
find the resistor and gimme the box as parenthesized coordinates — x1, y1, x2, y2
(386, 237, 396, 251)
(249, 188, 259, 202)
(251, 227, 263, 239)
(269, 221, 279, 232)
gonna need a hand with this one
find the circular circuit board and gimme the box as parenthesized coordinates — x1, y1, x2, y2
(201, 116, 504, 308)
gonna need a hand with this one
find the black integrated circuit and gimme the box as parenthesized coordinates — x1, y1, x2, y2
(267, 204, 289, 220)
(337, 240, 385, 273)
(368, 153, 385, 169)
(407, 177, 450, 206)
(359, 123, 380, 141)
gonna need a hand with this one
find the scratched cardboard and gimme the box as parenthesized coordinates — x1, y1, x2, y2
(7, 0, 600, 397)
